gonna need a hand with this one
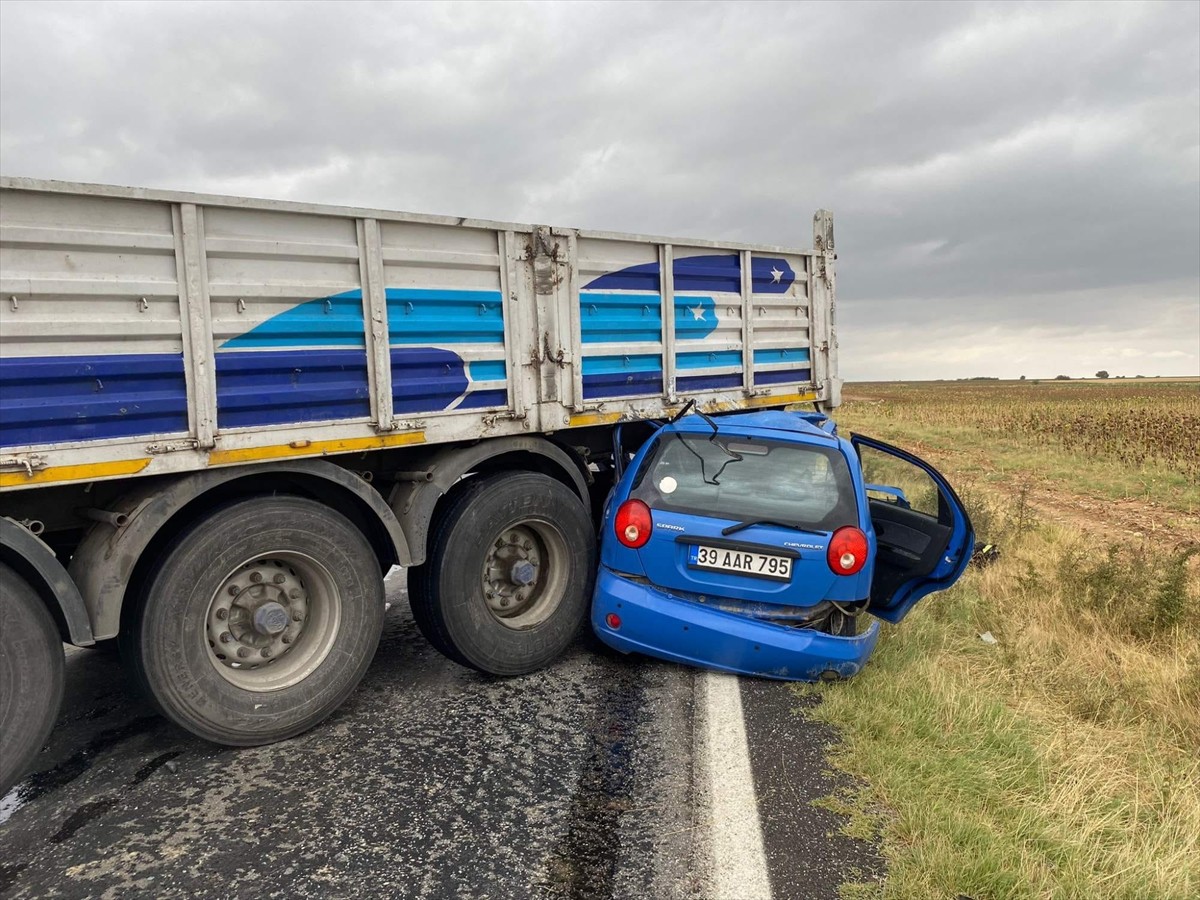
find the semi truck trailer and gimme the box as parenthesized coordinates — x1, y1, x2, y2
(0, 177, 840, 791)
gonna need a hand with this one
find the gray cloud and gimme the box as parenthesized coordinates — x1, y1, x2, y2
(2, 0, 1197, 379)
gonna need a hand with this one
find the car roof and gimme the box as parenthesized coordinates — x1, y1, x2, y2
(666, 410, 839, 445)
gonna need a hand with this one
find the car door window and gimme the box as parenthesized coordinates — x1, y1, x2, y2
(857, 444, 944, 521)
(851, 434, 973, 623)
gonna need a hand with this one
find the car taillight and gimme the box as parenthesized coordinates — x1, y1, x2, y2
(615, 499, 652, 549)
(827, 526, 868, 576)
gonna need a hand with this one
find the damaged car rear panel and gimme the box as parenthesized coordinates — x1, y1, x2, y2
(591, 410, 973, 681)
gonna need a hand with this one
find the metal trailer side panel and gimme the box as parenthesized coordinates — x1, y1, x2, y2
(0, 178, 837, 493)
(0, 188, 189, 448)
(571, 235, 817, 407)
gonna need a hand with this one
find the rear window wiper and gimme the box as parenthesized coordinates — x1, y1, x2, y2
(721, 518, 825, 537)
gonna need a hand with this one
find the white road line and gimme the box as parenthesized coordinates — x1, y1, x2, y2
(702, 670, 773, 900)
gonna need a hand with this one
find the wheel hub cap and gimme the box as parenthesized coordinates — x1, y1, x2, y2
(483, 527, 542, 617)
(253, 602, 291, 636)
(510, 559, 537, 586)
(207, 560, 309, 670)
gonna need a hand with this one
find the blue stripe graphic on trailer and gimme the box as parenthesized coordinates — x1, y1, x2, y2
(581, 354, 662, 399)
(582, 261, 661, 293)
(215, 349, 371, 428)
(582, 372, 663, 399)
(674, 295, 718, 340)
(222, 292, 366, 348)
(755, 367, 812, 386)
(580, 292, 662, 344)
(753, 347, 810, 365)
(386, 288, 504, 345)
(468, 359, 507, 381)
(581, 354, 662, 375)
(749, 257, 796, 293)
(0, 352, 188, 447)
(391, 347, 470, 414)
(677, 372, 743, 392)
(220, 288, 505, 349)
(583, 254, 795, 294)
(677, 349, 742, 370)
(675, 255, 741, 293)
(458, 389, 509, 410)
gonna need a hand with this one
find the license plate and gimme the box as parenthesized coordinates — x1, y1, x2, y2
(687, 544, 793, 581)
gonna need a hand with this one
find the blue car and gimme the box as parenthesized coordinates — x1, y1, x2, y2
(591, 408, 974, 681)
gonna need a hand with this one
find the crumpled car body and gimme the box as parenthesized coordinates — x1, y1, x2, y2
(591, 409, 973, 681)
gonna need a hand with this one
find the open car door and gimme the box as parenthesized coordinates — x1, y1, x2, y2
(851, 434, 974, 624)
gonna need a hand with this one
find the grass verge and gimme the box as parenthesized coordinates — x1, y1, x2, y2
(797, 490, 1200, 899)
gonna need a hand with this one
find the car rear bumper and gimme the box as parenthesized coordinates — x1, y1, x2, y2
(591, 567, 881, 681)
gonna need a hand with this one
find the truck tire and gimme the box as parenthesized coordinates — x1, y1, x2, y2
(408, 472, 595, 676)
(0, 562, 66, 794)
(119, 496, 384, 746)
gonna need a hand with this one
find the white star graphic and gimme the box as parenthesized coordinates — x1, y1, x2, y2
(689, 305, 706, 321)
(770, 266, 784, 283)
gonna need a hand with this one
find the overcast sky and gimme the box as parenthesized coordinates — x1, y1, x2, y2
(2, 0, 1197, 380)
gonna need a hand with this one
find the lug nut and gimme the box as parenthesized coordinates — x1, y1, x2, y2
(500, 597, 510, 607)
(237, 647, 250, 658)
(273, 573, 286, 584)
(282, 636, 291, 644)
(292, 613, 302, 622)
(227, 585, 239, 596)
(250, 571, 263, 583)
(289, 588, 302, 599)
(216, 608, 228, 621)
(261, 649, 271, 658)
(220, 632, 232, 643)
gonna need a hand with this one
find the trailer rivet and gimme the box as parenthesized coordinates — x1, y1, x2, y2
(250, 571, 263, 583)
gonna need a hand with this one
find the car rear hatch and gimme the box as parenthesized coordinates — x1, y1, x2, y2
(627, 429, 861, 610)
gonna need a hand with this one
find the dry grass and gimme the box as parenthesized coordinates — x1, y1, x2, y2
(846, 380, 1200, 511)
(797, 380, 1200, 900)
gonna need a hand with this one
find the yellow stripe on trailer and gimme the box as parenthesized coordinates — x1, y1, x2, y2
(0, 458, 151, 488)
(698, 391, 819, 414)
(207, 431, 426, 466)
(745, 390, 818, 408)
(568, 411, 623, 428)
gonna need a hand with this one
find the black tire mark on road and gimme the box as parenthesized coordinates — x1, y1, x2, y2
(542, 663, 648, 899)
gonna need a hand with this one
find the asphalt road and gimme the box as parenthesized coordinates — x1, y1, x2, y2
(0, 570, 880, 899)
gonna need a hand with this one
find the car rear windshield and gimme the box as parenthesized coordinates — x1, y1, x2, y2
(630, 432, 858, 532)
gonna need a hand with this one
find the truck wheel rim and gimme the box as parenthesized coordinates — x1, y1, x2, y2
(481, 520, 569, 629)
(205, 552, 342, 692)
